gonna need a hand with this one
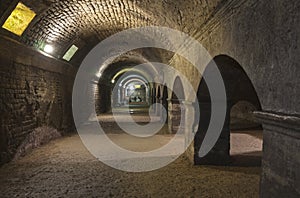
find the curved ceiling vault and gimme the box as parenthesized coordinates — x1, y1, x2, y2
(1, 0, 225, 66)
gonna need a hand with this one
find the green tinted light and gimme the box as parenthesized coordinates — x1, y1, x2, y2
(63, 45, 78, 61)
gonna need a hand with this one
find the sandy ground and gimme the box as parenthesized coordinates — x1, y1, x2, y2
(0, 131, 262, 197)
(0, 113, 262, 197)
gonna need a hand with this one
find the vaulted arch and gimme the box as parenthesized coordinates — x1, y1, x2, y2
(194, 55, 262, 165)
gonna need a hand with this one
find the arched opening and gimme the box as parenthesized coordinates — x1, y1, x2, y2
(194, 55, 262, 166)
(169, 77, 185, 134)
(94, 59, 158, 115)
(172, 77, 185, 100)
(112, 74, 150, 108)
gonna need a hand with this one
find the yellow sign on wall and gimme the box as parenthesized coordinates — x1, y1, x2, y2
(2, 2, 36, 36)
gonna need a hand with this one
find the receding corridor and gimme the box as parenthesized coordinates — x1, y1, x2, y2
(0, 0, 299, 197)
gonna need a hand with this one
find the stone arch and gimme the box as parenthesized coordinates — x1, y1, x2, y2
(113, 74, 150, 108)
(156, 85, 161, 99)
(194, 55, 262, 165)
(171, 76, 185, 101)
(97, 65, 152, 113)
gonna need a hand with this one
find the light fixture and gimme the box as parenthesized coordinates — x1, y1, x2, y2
(62, 45, 78, 61)
(96, 72, 102, 78)
(111, 79, 115, 83)
(2, 2, 36, 36)
(44, 44, 54, 54)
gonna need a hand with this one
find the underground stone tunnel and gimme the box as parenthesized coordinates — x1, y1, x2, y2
(0, 0, 299, 197)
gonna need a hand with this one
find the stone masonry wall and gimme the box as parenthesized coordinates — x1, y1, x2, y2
(167, 1, 300, 197)
(0, 36, 76, 165)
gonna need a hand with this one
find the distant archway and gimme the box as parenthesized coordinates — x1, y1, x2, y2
(172, 77, 185, 101)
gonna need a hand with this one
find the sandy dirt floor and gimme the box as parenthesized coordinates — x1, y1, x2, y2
(0, 131, 262, 198)
(0, 113, 263, 197)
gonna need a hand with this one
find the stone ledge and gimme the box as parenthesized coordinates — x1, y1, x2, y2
(254, 111, 300, 137)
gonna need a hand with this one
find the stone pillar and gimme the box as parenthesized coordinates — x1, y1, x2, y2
(94, 83, 101, 114)
(152, 88, 156, 112)
(182, 101, 197, 162)
(168, 99, 184, 134)
(161, 96, 168, 124)
(167, 99, 173, 133)
(156, 96, 163, 116)
(194, 102, 230, 165)
(167, 99, 195, 136)
(255, 111, 300, 198)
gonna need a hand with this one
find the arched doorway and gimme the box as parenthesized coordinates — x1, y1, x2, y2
(111, 73, 150, 108)
(194, 55, 262, 166)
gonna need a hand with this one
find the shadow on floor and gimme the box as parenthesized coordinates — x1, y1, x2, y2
(230, 151, 262, 167)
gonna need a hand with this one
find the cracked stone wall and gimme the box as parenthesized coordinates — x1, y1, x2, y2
(0, 36, 76, 165)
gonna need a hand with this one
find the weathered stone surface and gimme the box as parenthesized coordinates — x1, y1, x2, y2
(255, 112, 300, 197)
(13, 126, 61, 160)
(0, 36, 75, 165)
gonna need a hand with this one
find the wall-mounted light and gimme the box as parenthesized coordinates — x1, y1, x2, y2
(2, 2, 36, 36)
(63, 45, 78, 61)
(129, 85, 135, 90)
(111, 79, 115, 84)
(43, 44, 54, 54)
(96, 72, 102, 78)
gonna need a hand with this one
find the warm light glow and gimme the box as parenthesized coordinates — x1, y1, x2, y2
(111, 79, 115, 83)
(62, 45, 79, 61)
(44, 44, 54, 54)
(2, 2, 36, 36)
(96, 72, 102, 78)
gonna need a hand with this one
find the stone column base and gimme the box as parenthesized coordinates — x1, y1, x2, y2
(255, 111, 300, 198)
